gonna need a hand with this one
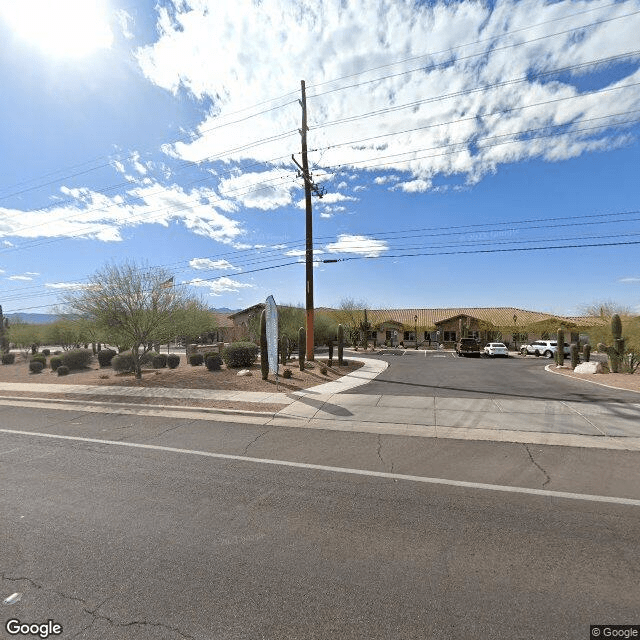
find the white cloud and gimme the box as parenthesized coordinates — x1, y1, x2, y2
(116, 9, 134, 40)
(45, 281, 92, 290)
(297, 192, 357, 209)
(218, 170, 301, 210)
(619, 276, 640, 283)
(189, 257, 240, 271)
(374, 175, 401, 185)
(186, 276, 254, 296)
(393, 179, 431, 193)
(325, 234, 389, 258)
(284, 249, 325, 257)
(0, 181, 244, 244)
(136, 0, 640, 191)
(8, 275, 33, 281)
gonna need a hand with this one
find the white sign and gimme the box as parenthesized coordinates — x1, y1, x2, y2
(265, 295, 279, 375)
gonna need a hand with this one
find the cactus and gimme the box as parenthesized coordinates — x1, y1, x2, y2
(260, 310, 268, 380)
(0, 305, 8, 354)
(279, 336, 289, 365)
(298, 327, 306, 372)
(597, 313, 626, 373)
(337, 324, 344, 366)
(570, 344, 579, 369)
(328, 339, 334, 367)
(556, 328, 565, 366)
(583, 344, 591, 362)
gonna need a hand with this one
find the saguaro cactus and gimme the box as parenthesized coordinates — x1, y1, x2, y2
(0, 305, 8, 354)
(556, 328, 565, 366)
(583, 344, 591, 362)
(597, 313, 626, 373)
(260, 310, 268, 380)
(570, 344, 579, 369)
(298, 327, 305, 371)
(337, 324, 344, 366)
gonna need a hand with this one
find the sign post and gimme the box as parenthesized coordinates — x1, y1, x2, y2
(265, 296, 279, 386)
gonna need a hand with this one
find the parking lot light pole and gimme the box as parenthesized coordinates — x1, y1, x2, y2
(414, 315, 418, 350)
(513, 314, 518, 351)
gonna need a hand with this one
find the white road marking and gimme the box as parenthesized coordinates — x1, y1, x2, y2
(1, 427, 639, 507)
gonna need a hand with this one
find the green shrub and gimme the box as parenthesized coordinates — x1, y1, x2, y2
(222, 342, 259, 368)
(50, 356, 62, 371)
(152, 353, 168, 369)
(282, 368, 292, 379)
(189, 353, 204, 366)
(57, 365, 69, 376)
(54, 350, 62, 355)
(60, 349, 92, 370)
(320, 366, 328, 375)
(111, 352, 135, 373)
(205, 354, 222, 371)
(97, 348, 117, 367)
(167, 354, 180, 369)
(1, 353, 16, 365)
(42, 348, 51, 356)
(111, 351, 156, 373)
(29, 361, 44, 374)
(30, 354, 46, 365)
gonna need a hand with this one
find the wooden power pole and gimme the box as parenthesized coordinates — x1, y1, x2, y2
(292, 79, 323, 361)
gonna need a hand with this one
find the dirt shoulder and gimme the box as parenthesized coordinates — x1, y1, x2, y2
(547, 365, 640, 394)
(0, 353, 364, 393)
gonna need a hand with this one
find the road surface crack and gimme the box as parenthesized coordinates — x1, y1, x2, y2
(1, 572, 88, 605)
(81, 606, 196, 639)
(523, 444, 551, 487)
(376, 434, 396, 479)
(242, 427, 272, 455)
(146, 419, 196, 442)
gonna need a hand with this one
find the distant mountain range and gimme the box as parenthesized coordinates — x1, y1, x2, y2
(3, 308, 241, 325)
(4, 313, 58, 325)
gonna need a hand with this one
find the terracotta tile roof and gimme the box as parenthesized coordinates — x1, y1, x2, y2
(212, 312, 234, 328)
(360, 307, 598, 329)
(232, 303, 601, 329)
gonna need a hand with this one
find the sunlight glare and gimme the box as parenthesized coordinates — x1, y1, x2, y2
(0, 0, 113, 58)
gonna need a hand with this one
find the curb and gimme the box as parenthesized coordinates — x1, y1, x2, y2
(545, 364, 640, 395)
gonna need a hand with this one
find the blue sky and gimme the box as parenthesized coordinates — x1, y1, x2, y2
(1, 0, 639, 317)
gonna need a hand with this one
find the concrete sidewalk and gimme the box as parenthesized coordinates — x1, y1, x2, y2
(1, 357, 639, 451)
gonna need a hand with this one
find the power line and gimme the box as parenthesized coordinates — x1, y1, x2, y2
(306, 0, 632, 91)
(309, 50, 640, 130)
(2, 208, 639, 305)
(307, 9, 640, 99)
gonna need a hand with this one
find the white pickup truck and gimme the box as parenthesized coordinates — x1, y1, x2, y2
(520, 340, 571, 358)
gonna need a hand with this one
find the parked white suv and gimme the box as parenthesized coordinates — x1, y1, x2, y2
(520, 340, 571, 358)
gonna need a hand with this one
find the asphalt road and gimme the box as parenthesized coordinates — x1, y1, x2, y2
(1, 405, 639, 639)
(345, 351, 640, 403)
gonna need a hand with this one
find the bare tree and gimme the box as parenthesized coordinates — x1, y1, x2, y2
(63, 261, 214, 378)
(579, 300, 633, 318)
(333, 298, 367, 347)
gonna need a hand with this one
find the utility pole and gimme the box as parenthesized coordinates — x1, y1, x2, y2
(292, 79, 324, 361)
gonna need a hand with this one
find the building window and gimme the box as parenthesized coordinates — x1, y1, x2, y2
(403, 331, 416, 341)
(443, 331, 456, 342)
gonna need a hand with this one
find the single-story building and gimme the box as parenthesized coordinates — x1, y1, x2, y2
(228, 304, 602, 349)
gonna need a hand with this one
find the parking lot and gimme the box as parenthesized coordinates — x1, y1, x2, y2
(346, 350, 640, 403)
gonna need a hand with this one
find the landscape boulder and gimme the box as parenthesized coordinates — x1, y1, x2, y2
(574, 362, 603, 374)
